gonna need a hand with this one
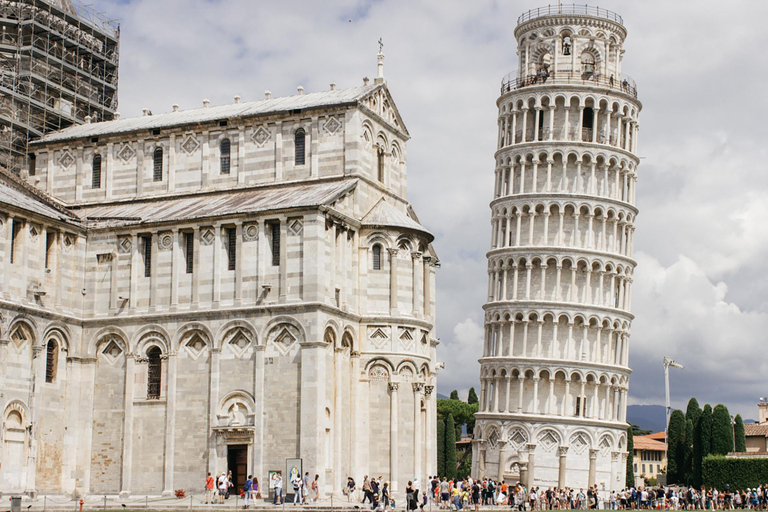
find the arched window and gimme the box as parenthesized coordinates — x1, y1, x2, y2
(562, 35, 572, 55)
(377, 147, 384, 182)
(91, 154, 102, 188)
(581, 51, 596, 77)
(153, 147, 163, 181)
(294, 129, 305, 165)
(372, 244, 382, 270)
(147, 346, 162, 399)
(220, 138, 231, 174)
(45, 340, 57, 383)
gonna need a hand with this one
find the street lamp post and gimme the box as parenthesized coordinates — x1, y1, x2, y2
(663, 357, 684, 480)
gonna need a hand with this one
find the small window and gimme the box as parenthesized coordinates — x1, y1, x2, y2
(45, 231, 55, 270)
(372, 244, 382, 270)
(92, 154, 102, 188)
(294, 129, 305, 165)
(220, 138, 231, 174)
(153, 147, 163, 181)
(142, 235, 152, 278)
(575, 396, 581, 416)
(184, 232, 193, 274)
(45, 340, 57, 383)
(28, 153, 35, 176)
(377, 148, 384, 182)
(10, 219, 20, 264)
(226, 227, 236, 271)
(335, 288, 340, 308)
(271, 222, 280, 266)
(147, 346, 162, 399)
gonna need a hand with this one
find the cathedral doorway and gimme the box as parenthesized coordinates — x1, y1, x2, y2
(227, 445, 248, 491)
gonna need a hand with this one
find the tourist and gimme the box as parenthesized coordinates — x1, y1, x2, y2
(363, 475, 374, 505)
(382, 481, 391, 509)
(406, 480, 418, 511)
(218, 472, 228, 504)
(312, 474, 319, 502)
(471, 480, 480, 511)
(227, 470, 234, 499)
(303, 472, 310, 504)
(205, 472, 215, 504)
(346, 476, 357, 502)
(292, 471, 303, 505)
(274, 472, 283, 505)
(252, 477, 260, 503)
(453, 481, 463, 510)
(244, 475, 253, 509)
(440, 477, 450, 509)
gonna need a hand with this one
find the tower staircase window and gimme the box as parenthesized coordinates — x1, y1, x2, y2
(147, 347, 162, 399)
(92, 154, 101, 188)
(295, 129, 306, 165)
(220, 138, 231, 174)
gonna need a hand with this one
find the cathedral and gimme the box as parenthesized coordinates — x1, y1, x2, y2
(0, 50, 439, 496)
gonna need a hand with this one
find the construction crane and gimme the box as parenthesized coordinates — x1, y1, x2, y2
(663, 356, 684, 478)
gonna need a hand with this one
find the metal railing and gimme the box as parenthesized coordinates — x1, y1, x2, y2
(517, 4, 623, 25)
(500, 70, 638, 98)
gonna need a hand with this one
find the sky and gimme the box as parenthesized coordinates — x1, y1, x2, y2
(86, 0, 768, 419)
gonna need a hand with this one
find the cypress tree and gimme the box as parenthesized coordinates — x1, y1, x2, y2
(686, 398, 702, 425)
(734, 414, 746, 452)
(711, 404, 733, 455)
(468, 387, 479, 405)
(626, 425, 635, 488)
(700, 404, 713, 458)
(667, 409, 685, 483)
(437, 416, 446, 477)
(450, 390, 460, 400)
(445, 413, 458, 479)
(684, 419, 694, 484)
(693, 410, 704, 486)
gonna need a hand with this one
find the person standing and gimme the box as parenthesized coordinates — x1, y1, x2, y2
(274, 473, 283, 505)
(205, 472, 215, 504)
(311, 474, 319, 502)
(218, 472, 228, 504)
(252, 477, 260, 503)
(244, 475, 253, 509)
(363, 475, 374, 505)
(292, 471, 303, 505)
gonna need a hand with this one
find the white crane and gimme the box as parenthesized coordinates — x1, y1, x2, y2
(663, 356, 684, 478)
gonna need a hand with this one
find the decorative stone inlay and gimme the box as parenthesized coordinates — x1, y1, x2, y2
(288, 219, 303, 236)
(323, 116, 341, 135)
(157, 232, 173, 251)
(96, 253, 113, 264)
(118, 236, 132, 253)
(508, 428, 527, 449)
(251, 125, 270, 147)
(399, 327, 414, 341)
(10, 323, 32, 349)
(184, 333, 207, 358)
(200, 228, 215, 246)
(369, 366, 389, 380)
(399, 367, 413, 381)
(242, 223, 259, 242)
(28, 224, 40, 240)
(116, 143, 136, 163)
(267, 324, 300, 355)
(58, 150, 75, 169)
(181, 134, 200, 155)
(538, 430, 560, 452)
(63, 233, 75, 250)
(570, 432, 589, 455)
(488, 429, 500, 448)
(101, 339, 123, 365)
(228, 330, 251, 355)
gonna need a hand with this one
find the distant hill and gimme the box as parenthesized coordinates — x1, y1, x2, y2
(627, 405, 666, 433)
(437, 393, 449, 399)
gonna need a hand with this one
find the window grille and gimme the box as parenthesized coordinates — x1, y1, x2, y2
(372, 244, 382, 270)
(45, 340, 57, 383)
(227, 227, 236, 271)
(153, 147, 163, 181)
(185, 232, 194, 274)
(271, 222, 280, 266)
(147, 347, 162, 399)
(295, 129, 305, 165)
(220, 138, 231, 174)
(10, 220, 20, 264)
(142, 235, 152, 277)
(377, 148, 384, 182)
(92, 154, 102, 188)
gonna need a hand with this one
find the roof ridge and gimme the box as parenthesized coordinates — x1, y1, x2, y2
(0, 167, 79, 220)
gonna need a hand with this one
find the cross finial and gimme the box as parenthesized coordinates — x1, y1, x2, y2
(378, 37, 384, 53)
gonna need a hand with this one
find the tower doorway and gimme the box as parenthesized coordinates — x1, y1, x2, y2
(227, 445, 248, 491)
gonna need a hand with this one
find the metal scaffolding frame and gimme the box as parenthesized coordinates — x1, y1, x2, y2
(0, 0, 119, 174)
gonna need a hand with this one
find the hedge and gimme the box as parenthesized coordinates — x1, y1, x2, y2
(702, 455, 768, 490)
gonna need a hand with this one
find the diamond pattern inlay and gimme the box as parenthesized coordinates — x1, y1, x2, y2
(181, 134, 200, 155)
(251, 126, 270, 147)
(58, 150, 75, 169)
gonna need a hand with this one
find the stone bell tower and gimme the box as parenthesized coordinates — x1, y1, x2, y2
(472, 5, 642, 491)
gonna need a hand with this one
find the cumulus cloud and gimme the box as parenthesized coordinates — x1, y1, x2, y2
(91, 0, 768, 418)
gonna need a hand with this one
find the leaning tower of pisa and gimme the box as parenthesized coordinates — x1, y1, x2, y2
(471, 6, 641, 492)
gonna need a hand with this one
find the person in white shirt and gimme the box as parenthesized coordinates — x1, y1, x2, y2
(218, 472, 228, 504)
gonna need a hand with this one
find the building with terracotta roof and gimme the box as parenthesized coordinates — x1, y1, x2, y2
(632, 435, 666, 483)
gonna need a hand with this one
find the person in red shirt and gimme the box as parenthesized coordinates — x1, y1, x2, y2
(205, 472, 215, 504)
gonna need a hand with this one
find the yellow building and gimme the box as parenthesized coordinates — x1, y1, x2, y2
(632, 435, 666, 482)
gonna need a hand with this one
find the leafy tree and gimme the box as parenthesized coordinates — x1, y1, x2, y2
(450, 390, 460, 400)
(626, 424, 635, 488)
(684, 419, 694, 484)
(437, 398, 478, 440)
(630, 424, 653, 436)
(468, 387, 479, 405)
(445, 413, 458, 479)
(437, 417, 446, 477)
(734, 414, 746, 452)
(667, 409, 686, 483)
(711, 404, 733, 456)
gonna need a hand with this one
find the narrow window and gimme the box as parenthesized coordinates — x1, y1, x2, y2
(372, 244, 382, 270)
(28, 153, 35, 176)
(142, 235, 152, 278)
(294, 129, 305, 165)
(184, 232, 194, 274)
(10, 219, 20, 264)
(45, 340, 57, 383)
(271, 222, 280, 266)
(575, 395, 581, 416)
(45, 231, 54, 270)
(153, 147, 163, 181)
(92, 154, 102, 188)
(220, 138, 231, 174)
(335, 288, 340, 308)
(147, 347, 162, 399)
(226, 227, 236, 271)
(377, 148, 384, 182)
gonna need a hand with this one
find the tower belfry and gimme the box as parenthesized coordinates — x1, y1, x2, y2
(472, 5, 641, 491)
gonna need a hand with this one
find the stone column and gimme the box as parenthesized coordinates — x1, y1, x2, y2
(558, 447, 568, 488)
(300, 342, 327, 484)
(253, 345, 266, 485)
(505, 376, 512, 412)
(170, 229, 179, 308)
(411, 252, 422, 316)
(212, 224, 221, 304)
(162, 351, 178, 494)
(129, 233, 138, 310)
(389, 382, 399, 490)
(588, 449, 598, 487)
(120, 353, 136, 496)
(424, 385, 435, 478)
(497, 440, 508, 482)
(191, 227, 200, 306)
(235, 222, 243, 305)
(350, 353, 361, 480)
(526, 443, 536, 488)
(208, 348, 221, 474)
(413, 383, 424, 483)
(517, 376, 524, 412)
(388, 248, 398, 314)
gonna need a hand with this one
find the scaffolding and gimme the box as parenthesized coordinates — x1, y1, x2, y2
(0, 0, 119, 175)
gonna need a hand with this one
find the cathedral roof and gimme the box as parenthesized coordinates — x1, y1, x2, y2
(0, 168, 80, 224)
(360, 198, 433, 241)
(36, 84, 404, 144)
(75, 179, 357, 227)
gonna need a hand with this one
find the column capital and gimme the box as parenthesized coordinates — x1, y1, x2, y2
(424, 385, 434, 395)
(589, 449, 599, 460)
(387, 248, 399, 256)
(412, 382, 425, 393)
(558, 446, 569, 456)
(388, 382, 399, 392)
(411, 251, 423, 260)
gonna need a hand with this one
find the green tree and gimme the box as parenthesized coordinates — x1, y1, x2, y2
(734, 414, 746, 452)
(468, 387, 479, 405)
(626, 424, 635, 488)
(437, 398, 476, 439)
(684, 418, 694, 484)
(667, 409, 686, 483)
(711, 404, 733, 456)
(437, 417, 446, 477)
(701, 404, 713, 458)
(450, 390, 460, 400)
(693, 409, 705, 486)
(686, 398, 702, 425)
(445, 413, 458, 479)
